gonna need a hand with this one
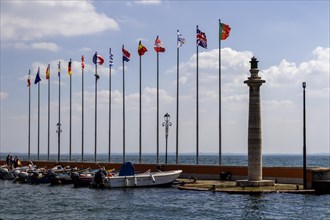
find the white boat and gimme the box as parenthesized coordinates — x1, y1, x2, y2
(93, 162, 182, 188)
(102, 170, 182, 188)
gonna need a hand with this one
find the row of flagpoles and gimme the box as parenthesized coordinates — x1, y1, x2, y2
(27, 20, 231, 164)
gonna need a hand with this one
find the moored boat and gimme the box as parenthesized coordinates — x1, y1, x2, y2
(91, 162, 182, 188)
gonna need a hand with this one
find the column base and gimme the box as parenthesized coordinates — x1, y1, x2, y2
(236, 179, 275, 187)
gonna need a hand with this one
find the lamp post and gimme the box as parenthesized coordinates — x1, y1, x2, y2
(56, 122, 62, 162)
(162, 113, 172, 164)
(302, 82, 307, 189)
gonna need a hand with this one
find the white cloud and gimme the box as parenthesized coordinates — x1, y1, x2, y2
(134, 0, 162, 5)
(1, 1, 119, 42)
(0, 91, 9, 100)
(12, 42, 60, 51)
(30, 42, 60, 51)
(262, 47, 330, 88)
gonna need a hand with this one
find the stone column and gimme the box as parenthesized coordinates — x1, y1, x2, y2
(244, 57, 265, 182)
(237, 57, 274, 187)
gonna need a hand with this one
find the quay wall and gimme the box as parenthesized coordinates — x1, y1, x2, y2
(2, 160, 326, 188)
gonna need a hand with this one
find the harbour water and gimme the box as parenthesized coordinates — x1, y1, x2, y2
(1, 179, 329, 219)
(1, 154, 329, 219)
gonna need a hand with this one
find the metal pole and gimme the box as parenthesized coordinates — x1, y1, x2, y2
(69, 61, 72, 161)
(303, 82, 307, 189)
(139, 53, 142, 163)
(82, 57, 84, 162)
(28, 70, 31, 160)
(123, 46, 126, 162)
(109, 51, 112, 163)
(48, 65, 50, 161)
(37, 67, 40, 161)
(94, 63, 98, 162)
(157, 51, 159, 164)
(219, 19, 222, 165)
(58, 62, 61, 162)
(196, 25, 199, 165)
(176, 30, 180, 164)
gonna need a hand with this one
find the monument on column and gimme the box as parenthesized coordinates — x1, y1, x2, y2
(236, 57, 274, 187)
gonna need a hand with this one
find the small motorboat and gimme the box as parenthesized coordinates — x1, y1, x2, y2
(91, 162, 182, 188)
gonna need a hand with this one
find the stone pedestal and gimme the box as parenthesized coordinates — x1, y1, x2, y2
(236, 57, 274, 187)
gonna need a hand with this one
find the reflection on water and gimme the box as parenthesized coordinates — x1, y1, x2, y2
(0, 181, 329, 219)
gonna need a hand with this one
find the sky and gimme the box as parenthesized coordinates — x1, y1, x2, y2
(0, 0, 329, 156)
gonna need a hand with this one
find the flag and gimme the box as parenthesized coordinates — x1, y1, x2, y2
(34, 68, 41, 84)
(154, 36, 165, 52)
(68, 59, 72, 75)
(220, 23, 231, 40)
(81, 56, 85, 69)
(122, 47, 130, 62)
(177, 31, 186, 48)
(93, 52, 104, 65)
(58, 61, 60, 77)
(109, 49, 113, 67)
(27, 78, 31, 87)
(138, 41, 148, 56)
(46, 64, 50, 79)
(197, 28, 207, 48)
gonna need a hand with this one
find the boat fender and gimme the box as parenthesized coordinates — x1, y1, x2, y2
(125, 177, 129, 187)
(150, 174, 155, 183)
(134, 176, 137, 186)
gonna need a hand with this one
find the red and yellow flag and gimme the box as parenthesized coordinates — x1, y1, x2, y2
(68, 59, 72, 75)
(138, 41, 148, 56)
(46, 64, 50, 79)
(220, 23, 231, 40)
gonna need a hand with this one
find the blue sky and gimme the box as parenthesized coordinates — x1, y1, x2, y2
(0, 0, 329, 156)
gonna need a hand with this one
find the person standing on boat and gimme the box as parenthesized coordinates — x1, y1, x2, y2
(9, 155, 13, 168)
(14, 156, 18, 168)
(6, 155, 10, 166)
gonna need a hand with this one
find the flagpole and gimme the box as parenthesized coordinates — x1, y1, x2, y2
(82, 56, 84, 162)
(196, 25, 199, 165)
(156, 44, 159, 164)
(28, 69, 31, 160)
(37, 67, 40, 161)
(108, 49, 112, 163)
(47, 64, 50, 161)
(219, 19, 222, 165)
(176, 30, 180, 164)
(122, 45, 126, 163)
(57, 62, 61, 162)
(69, 59, 72, 161)
(139, 44, 142, 163)
(94, 57, 98, 162)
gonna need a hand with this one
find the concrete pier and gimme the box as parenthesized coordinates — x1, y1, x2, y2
(236, 57, 274, 187)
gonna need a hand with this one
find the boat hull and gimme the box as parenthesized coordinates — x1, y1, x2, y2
(102, 170, 182, 188)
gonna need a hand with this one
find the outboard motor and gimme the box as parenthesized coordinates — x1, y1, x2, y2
(93, 170, 106, 189)
(71, 172, 80, 188)
(47, 169, 57, 185)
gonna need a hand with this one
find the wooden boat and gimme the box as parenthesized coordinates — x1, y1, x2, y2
(92, 162, 182, 188)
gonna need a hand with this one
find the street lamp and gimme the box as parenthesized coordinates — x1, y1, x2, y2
(162, 113, 172, 164)
(56, 122, 62, 162)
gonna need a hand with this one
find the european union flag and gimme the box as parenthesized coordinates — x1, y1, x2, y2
(34, 69, 41, 84)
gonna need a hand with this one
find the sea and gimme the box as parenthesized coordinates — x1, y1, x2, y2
(1, 154, 329, 220)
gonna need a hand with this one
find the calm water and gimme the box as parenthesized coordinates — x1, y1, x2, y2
(1, 153, 329, 167)
(0, 154, 330, 219)
(0, 180, 329, 220)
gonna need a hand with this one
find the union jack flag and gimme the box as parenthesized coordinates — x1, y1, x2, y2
(196, 28, 207, 49)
